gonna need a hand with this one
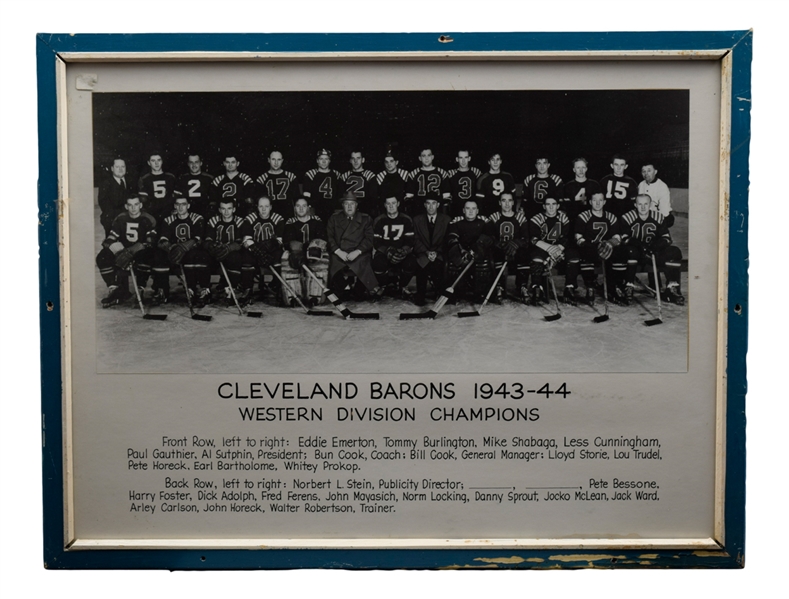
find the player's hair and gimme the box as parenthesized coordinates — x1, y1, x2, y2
(218, 198, 238, 209)
(186, 153, 202, 161)
(641, 161, 657, 169)
(488, 152, 502, 160)
(636, 193, 653, 204)
(419, 148, 434, 155)
(456, 149, 472, 157)
(384, 151, 399, 162)
(350, 150, 364, 157)
(147, 151, 163, 161)
(611, 154, 628, 164)
(572, 157, 589, 167)
(268, 150, 283, 159)
(110, 157, 126, 166)
(222, 154, 240, 162)
(499, 192, 514, 200)
(316, 149, 332, 158)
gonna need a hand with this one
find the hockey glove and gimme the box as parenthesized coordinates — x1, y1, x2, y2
(226, 241, 242, 253)
(504, 240, 520, 260)
(597, 240, 614, 260)
(115, 248, 134, 270)
(168, 244, 188, 266)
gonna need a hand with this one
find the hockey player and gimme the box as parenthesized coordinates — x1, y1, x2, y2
(620, 194, 684, 305)
(154, 196, 210, 306)
(203, 199, 254, 305)
(98, 158, 132, 237)
(303, 149, 344, 223)
(95, 194, 157, 307)
(412, 196, 450, 306)
(447, 200, 494, 303)
(528, 197, 579, 306)
(138, 152, 178, 222)
(638, 163, 674, 228)
(326, 191, 383, 302)
(376, 152, 409, 212)
(282, 198, 328, 307)
(522, 157, 563, 219)
(211, 154, 256, 217)
(445, 150, 482, 218)
(241, 196, 285, 302)
(574, 192, 626, 305)
(600, 154, 639, 217)
(372, 196, 417, 297)
(176, 154, 215, 219)
(405, 149, 449, 217)
(475, 153, 516, 218)
(341, 151, 379, 218)
(484, 192, 529, 303)
(562, 158, 602, 221)
(257, 150, 300, 216)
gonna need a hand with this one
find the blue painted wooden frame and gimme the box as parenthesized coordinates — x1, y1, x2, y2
(38, 31, 750, 570)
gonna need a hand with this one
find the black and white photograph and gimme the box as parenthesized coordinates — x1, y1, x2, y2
(92, 88, 690, 374)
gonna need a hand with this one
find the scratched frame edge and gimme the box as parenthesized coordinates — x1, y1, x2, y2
(37, 31, 750, 570)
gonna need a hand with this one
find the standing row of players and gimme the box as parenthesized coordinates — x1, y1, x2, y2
(98, 148, 675, 238)
(96, 181, 684, 312)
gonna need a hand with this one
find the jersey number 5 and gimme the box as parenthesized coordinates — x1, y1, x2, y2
(125, 222, 139, 243)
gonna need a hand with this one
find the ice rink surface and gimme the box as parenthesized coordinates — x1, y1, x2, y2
(95, 211, 689, 374)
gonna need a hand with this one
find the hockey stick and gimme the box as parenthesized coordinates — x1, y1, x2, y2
(302, 264, 379, 320)
(543, 272, 562, 322)
(400, 258, 475, 320)
(128, 265, 167, 320)
(219, 262, 262, 318)
(644, 253, 664, 326)
(593, 257, 610, 323)
(268, 265, 332, 316)
(179, 265, 212, 321)
(457, 261, 508, 318)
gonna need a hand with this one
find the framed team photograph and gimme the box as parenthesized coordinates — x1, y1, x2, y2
(38, 31, 750, 569)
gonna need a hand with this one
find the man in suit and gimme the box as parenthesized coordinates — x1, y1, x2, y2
(326, 191, 383, 301)
(98, 158, 132, 236)
(412, 195, 450, 306)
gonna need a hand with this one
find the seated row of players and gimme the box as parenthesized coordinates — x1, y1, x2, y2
(98, 149, 674, 234)
(97, 183, 684, 311)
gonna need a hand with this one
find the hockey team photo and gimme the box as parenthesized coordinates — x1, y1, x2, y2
(91, 88, 690, 374)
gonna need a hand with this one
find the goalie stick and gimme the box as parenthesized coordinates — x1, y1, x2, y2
(128, 265, 167, 320)
(644, 253, 664, 326)
(219, 262, 262, 318)
(302, 265, 379, 320)
(267, 265, 332, 316)
(593, 257, 610, 323)
(179, 265, 212, 322)
(457, 261, 508, 318)
(400, 257, 475, 320)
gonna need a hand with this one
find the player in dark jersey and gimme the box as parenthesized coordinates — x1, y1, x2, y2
(376, 152, 409, 212)
(446, 150, 482, 218)
(176, 154, 215, 219)
(203, 199, 254, 305)
(600, 154, 639, 217)
(484, 192, 529, 303)
(154, 196, 210, 307)
(95, 195, 157, 307)
(341, 151, 379, 218)
(562, 157, 602, 222)
(447, 200, 494, 303)
(528, 197, 579, 306)
(574, 192, 626, 305)
(620, 194, 684, 305)
(257, 150, 300, 217)
(138, 152, 178, 222)
(303, 149, 344, 223)
(405, 149, 449, 217)
(241, 196, 285, 302)
(281, 198, 328, 307)
(372, 196, 417, 297)
(98, 158, 132, 236)
(522, 157, 563, 219)
(476, 153, 516, 218)
(211, 155, 256, 217)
